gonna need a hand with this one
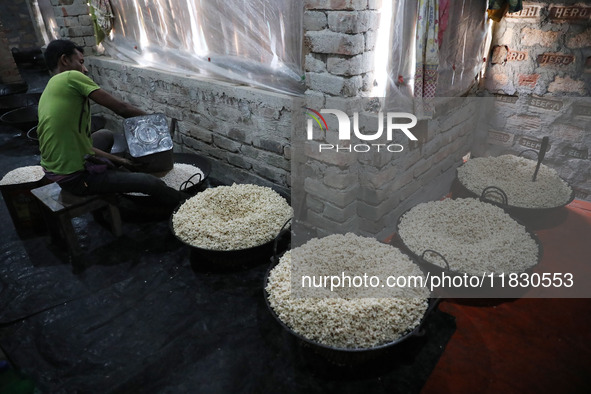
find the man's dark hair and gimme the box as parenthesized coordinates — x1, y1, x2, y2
(44, 39, 84, 71)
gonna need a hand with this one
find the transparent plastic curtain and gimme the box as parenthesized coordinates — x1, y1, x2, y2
(436, 0, 489, 96)
(385, 0, 489, 101)
(102, 0, 304, 95)
(37, 0, 60, 45)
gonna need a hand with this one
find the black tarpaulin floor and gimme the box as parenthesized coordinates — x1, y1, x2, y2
(0, 124, 455, 393)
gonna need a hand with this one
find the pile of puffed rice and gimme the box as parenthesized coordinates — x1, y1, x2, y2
(0, 165, 45, 186)
(266, 233, 429, 349)
(172, 183, 293, 251)
(398, 198, 539, 275)
(457, 154, 572, 209)
(128, 163, 205, 196)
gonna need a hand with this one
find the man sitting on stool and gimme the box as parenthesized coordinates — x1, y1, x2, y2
(37, 39, 185, 206)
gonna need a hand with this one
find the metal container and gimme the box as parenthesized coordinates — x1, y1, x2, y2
(0, 106, 38, 133)
(0, 93, 41, 117)
(170, 205, 291, 273)
(394, 200, 544, 297)
(118, 153, 212, 222)
(123, 113, 174, 173)
(453, 153, 576, 219)
(263, 258, 441, 365)
(452, 174, 575, 223)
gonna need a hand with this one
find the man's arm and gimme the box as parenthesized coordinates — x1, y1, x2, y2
(88, 89, 147, 118)
(92, 147, 133, 167)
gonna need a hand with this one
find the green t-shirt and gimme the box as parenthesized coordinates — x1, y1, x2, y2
(38, 70, 101, 175)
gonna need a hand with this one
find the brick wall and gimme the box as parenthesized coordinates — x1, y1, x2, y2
(298, 0, 476, 240)
(304, 0, 380, 98)
(485, 0, 590, 96)
(86, 57, 295, 196)
(49, 0, 96, 52)
(480, 0, 591, 202)
(0, 21, 24, 86)
(0, 0, 40, 50)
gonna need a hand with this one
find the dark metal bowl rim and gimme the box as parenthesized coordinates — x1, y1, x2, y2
(169, 203, 292, 255)
(0, 105, 38, 124)
(455, 160, 576, 213)
(394, 198, 544, 278)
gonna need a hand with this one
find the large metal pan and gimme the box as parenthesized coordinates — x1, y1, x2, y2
(453, 153, 575, 218)
(171, 216, 291, 273)
(263, 254, 440, 365)
(394, 199, 544, 297)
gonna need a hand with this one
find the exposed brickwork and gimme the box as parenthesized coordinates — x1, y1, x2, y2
(88, 57, 293, 195)
(486, 1, 590, 97)
(47, 0, 96, 52)
(0, 0, 40, 50)
(0, 21, 24, 85)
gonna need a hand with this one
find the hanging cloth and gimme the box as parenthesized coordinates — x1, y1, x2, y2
(438, 0, 450, 49)
(414, 0, 439, 99)
(89, 0, 114, 44)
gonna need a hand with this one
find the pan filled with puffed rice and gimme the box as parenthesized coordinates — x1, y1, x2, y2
(171, 183, 293, 271)
(396, 198, 543, 295)
(454, 154, 575, 213)
(125, 153, 211, 200)
(119, 153, 211, 221)
(264, 233, 437, 364)
(0, 165, 50, 237)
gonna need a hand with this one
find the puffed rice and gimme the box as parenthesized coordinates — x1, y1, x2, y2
(128, 163, 205, 196)
(0, 166, 45, 185)
(457, 155, 572, 208)
(398, 198, 539, 275)
(266, 233, 429, 349)
(172, 183, 293, 250)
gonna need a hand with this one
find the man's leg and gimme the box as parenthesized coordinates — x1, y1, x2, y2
(91, 129, 114, 153)
(62, 169, 185, 206)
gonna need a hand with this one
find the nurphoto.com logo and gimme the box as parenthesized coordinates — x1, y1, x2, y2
(305, 108, 418, 153)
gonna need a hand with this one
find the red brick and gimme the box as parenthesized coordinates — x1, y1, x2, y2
(549, 6, 591, 21)
(518, 74, 539, 88)
(507, 50, 527, 61)
(537, 53, 575, 66)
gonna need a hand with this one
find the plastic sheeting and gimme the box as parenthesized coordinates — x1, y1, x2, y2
(33, 0, 489, 98)
(436, 0, 490, 97)
(100, 0, 305, 95)
(94, 1, 488, 99)
(36, 0, 60, 45)
(385, 0, 489, 100)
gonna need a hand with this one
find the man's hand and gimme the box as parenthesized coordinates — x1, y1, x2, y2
(92, 147, 143, 172)
(118, 158, 144, 172)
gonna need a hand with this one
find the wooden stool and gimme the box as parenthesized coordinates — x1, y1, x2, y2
(31, 182, 122, 256)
